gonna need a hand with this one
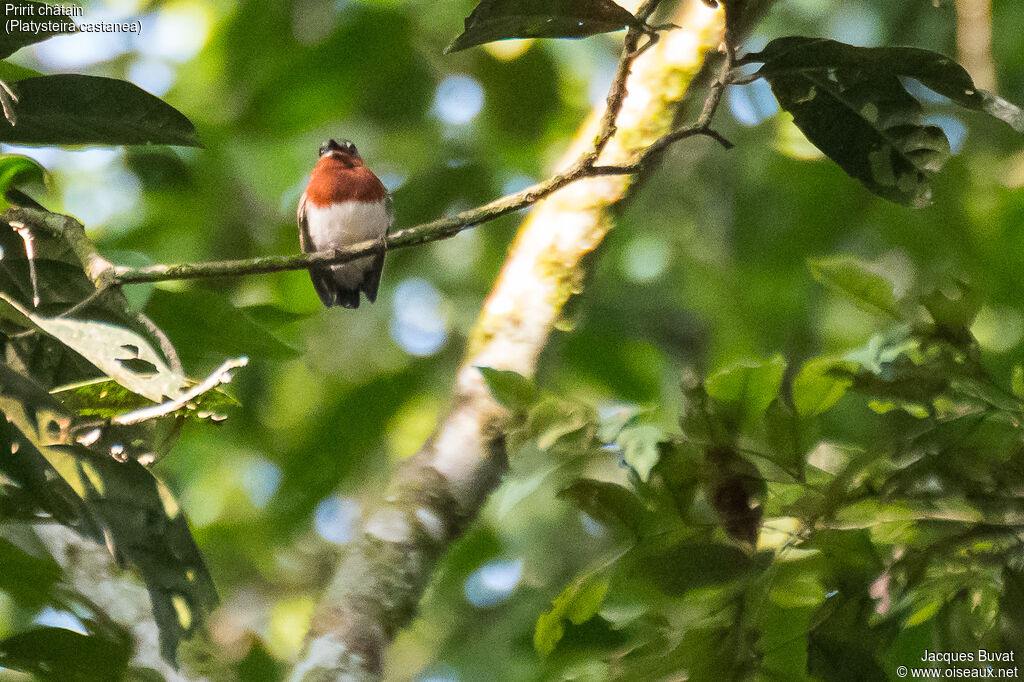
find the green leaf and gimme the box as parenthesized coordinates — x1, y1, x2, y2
(763, 398, 805, 473)
(0, 365, 103, 533)
(70, 449, 218, 665)
(144, 288, 299, 365)
(534, 573, 610, 655)
(446, 0, 639, 53)
(0, 60, 42, 83)
(0, 627, 129, 682)
(0, 2, 76, 59)
(792, 357, 853, 416)
(769, 557, 826, 609)
(521, 397, 593, 451)
(616, 424, 663, 482)
(1012, 366, 1024, 400)
(558, 478, 650, 536)
(705, 355, 786, 424)
(750, 37, 1024, 132)
(635, 541, 754, 596)
(0, 537, 61, 608)
(52, 377, 239, 423)
(0, 295, 186, 403)
(921, 281, 980, 343)
(809, 256, 901, 319)
(596, 404, 641, 443)
(1000, 568, 1024, 649)
(0, 75, 200, 146)
(751, 37, 955, 206)
(477, 366, 537, 410)
(0, 154, 48, 209)
(0, 364, 216, 665)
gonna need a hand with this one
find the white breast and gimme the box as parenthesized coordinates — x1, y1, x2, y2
(304, 200, 389, 251)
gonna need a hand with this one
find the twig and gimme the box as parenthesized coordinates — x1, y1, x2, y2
(57, 284, 111, 319)
(0, 77, 19, 126)
(591, 0, 669, 162)
(135, 311, 184, 376)
(111, 356, 248, 426)
(590, 45, 738, 176)
(9, 220, 39, 307)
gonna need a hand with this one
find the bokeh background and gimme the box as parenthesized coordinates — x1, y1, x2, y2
(1, 0, 1023, 678)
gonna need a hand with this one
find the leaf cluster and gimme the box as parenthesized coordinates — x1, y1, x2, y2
(482, 257, 1024, 680)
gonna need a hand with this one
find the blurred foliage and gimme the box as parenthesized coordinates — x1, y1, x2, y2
(0, 0, 1022, 680)
(465, 261, 1024, 680)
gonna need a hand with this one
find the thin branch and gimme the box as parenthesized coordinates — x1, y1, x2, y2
(134, 311, 185, 376)
(0, 76, 18, 126)
(9, 220, 39, 307)
(591, 0, 669, 161)
(111, 356, 248, 426)
(590, 46, 738, 176)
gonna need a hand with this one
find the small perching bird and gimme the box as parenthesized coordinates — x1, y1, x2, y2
(297, 139, 392, 308)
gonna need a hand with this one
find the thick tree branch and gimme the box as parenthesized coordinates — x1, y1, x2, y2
(288, 2, 730, 680)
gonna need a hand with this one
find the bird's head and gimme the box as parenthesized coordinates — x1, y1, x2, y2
(318, 139, 362, 168)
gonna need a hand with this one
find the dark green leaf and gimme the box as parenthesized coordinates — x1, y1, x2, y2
(809, 256, 902, 319)
(752, 37, 956, 206)
(0, 294, 186, 402)
(1, 75, 200, 146)
(0, 627, 129, 682)
(763, 398, 805, 473)
(0, 154, 48, 209)
(52, 377, 239, 423)
(0, 363, 215, 665)
(0, 363, 102, 533)
(0, 537, 61, 608)
(921, 281, 980, 343)
(750, 37, 1024, 132)
(0, 2, 76, 59)
(1000, 568, 1024, 650)
(634, 541, 754, 595)
(446, 0, 639, 53)
(144, 288, 299, 365)
(69, 447, 218, 664)
(477, 366, 537, 410)
(558, 478, 651, 537)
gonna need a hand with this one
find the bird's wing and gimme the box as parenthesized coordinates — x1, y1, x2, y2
(297, 192, 314, 253)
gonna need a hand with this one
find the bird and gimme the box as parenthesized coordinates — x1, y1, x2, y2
(297, 138, 392, 308)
